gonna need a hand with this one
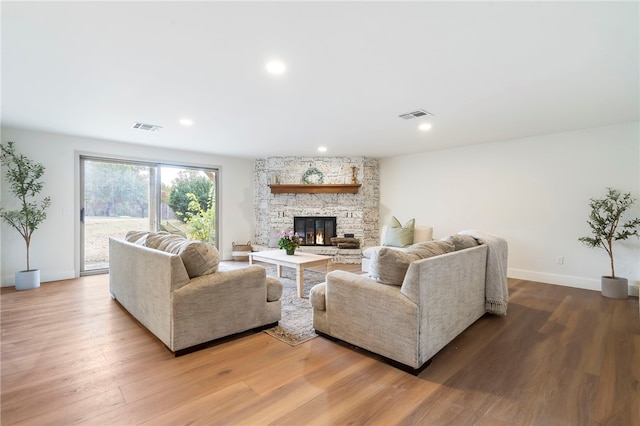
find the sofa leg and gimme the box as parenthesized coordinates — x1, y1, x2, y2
(174, 322, 281, 357)
(388, 358, 432, 376)
(314, 330, 338, 341)
(314, 330, 432, 375)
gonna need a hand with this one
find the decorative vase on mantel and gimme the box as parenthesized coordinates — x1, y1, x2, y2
(286, 248, 296, 255)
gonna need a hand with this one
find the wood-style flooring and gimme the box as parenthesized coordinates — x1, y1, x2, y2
(1, 262, 638, 425)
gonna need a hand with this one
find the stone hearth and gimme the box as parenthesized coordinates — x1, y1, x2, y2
(254, 157, 379, 263)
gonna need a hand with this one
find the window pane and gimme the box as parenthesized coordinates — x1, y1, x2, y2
(160, 166, 217, 245)
(80, 158, 219, 274)
(82, 160, 151, 271)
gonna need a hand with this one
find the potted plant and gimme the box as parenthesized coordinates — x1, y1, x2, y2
(578, 187, 640, 299)
(277, 230, 301, 255)
(0, 141, 51, 290)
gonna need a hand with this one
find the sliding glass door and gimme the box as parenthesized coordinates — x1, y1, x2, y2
(158, 166, 218, 244)
(80, 157, 218, 274)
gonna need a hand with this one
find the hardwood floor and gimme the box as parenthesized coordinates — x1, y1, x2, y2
(1, 262, 638, 425)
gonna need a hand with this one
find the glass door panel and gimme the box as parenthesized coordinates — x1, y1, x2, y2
(160, 166, 217, 245)
(81, 159, 151, 273)
(80, 158, 219, 274)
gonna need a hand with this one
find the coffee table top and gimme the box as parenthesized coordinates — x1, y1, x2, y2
(250, 250, 331, 265)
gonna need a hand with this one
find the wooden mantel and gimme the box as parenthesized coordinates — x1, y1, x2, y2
(269, 184, 361, 194)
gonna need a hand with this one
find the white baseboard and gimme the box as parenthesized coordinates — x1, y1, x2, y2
(508, 268, 602, 291)
(508, 268, 640, 296)
(1, 270, 76, 287)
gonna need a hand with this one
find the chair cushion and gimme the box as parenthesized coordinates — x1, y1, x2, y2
(413, 226, 434, 243)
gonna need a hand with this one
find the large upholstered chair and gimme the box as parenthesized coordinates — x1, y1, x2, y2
(109, 231, 282, 354)
(311, 232, 509, 373)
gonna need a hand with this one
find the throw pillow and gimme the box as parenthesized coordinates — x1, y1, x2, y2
(159, 221, 187, 238)
(441, 234, 479, 251)
(369, 240, 455, 286)
(406, 240, 455, 258)
(370, 248, 420, 286)
(145, 232, 184, 251)
(125, 230, 150, 245)
(383, 216, 415, 248)
(145, 233, 219, 278)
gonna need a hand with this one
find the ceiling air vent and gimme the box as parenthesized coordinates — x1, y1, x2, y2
(132, 122, 162, 132)
(399, 109, 434, 120)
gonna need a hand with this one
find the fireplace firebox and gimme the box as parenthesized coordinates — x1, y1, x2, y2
(294, 216, 337, 246)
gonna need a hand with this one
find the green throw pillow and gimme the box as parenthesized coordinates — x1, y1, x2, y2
(383, 216, 415, 248)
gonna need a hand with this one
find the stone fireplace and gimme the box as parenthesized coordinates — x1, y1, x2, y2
(254, 156, 379, 263)
(294, 216, 337, 246)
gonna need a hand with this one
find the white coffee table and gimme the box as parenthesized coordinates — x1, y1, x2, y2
(249, 250, 332, 298)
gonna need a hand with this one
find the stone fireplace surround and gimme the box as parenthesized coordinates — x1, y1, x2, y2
(254, 157, 379, 263)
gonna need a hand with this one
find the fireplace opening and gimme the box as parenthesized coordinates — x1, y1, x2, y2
(294, 216, 337, 246)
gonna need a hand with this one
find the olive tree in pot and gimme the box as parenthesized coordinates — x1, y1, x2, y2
(578, 188, 640, 299)
(0, 141, 51, 290)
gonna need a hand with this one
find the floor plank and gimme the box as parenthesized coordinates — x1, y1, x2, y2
(1, 263, 638, 425)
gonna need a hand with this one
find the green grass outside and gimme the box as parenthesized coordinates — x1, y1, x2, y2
(84, 217, 187, 270)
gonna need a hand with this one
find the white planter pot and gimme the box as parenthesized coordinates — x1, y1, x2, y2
(15, 269, 40, 290)
(601, 276, 628, 299)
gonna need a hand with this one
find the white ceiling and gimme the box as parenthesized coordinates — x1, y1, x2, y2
(2, 1, 638, 159)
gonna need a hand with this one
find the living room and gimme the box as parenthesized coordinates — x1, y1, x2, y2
(1, 1, 639, 424)
(1, 3, 640, 296)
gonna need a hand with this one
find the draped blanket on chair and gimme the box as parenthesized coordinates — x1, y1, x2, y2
(459, 230, 509, 315)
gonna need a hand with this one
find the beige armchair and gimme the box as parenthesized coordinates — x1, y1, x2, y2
(312, 242, 490, 373)
(109, 232, 282, 354)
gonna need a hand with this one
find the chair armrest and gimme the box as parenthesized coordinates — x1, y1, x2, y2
(171, 265, 272, 351)
(326, 270, 405, 297)
(324, 270, 420, 367)
(325, 272, 418, 324)
(178, 265, 267, 293)
(266, 276, 282, 301)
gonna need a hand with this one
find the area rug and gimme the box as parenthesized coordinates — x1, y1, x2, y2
(262, 266, 326, 346)
(218, 261, 326, 346)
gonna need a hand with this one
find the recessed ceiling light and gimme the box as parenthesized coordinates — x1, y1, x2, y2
(266, 60, 286, 75)
(318, 146, 327, 153)
(180, 118, 193, 126)
(419, 123, 432, 131)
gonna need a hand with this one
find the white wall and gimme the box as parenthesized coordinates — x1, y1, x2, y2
(0, 127, 256, 286)
(380, 121, 640, 295)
